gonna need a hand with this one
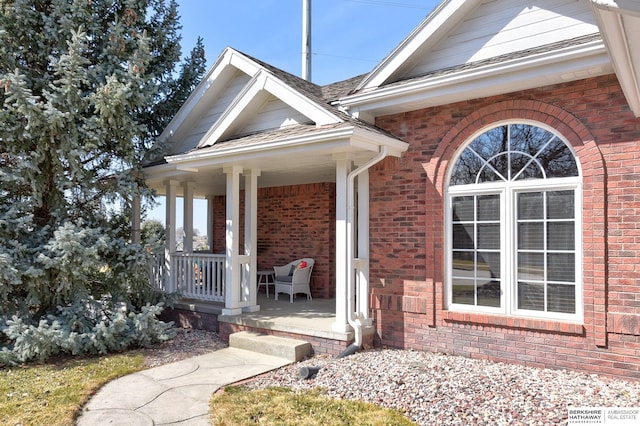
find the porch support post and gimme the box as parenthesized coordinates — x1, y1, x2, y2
(131, 195, 141, 244)
(333, 155, 352, 333)
(222, 165, 243, 315)
(243, 169, 261, 312)
(183, 182, 195, 254)
(357, 170, 372, 324)
(165, 180, 178, 293)
(206, 194, 214, 252)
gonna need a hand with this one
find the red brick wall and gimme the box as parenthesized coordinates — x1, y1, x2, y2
(211, 183, 335, 298)
(371, 74, 640, 380)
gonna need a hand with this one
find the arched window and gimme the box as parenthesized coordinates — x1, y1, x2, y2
(446, 123, 582, 321)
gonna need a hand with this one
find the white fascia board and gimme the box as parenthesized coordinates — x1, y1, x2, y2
(591, 3, 640, 116)
(142, 162, 198, 182)
(167, 126, 407, 169)
(349, 127, 409, 157)
(591, 0, 640, 17)
(197, 69, 343, 149)
(342, 39, 609, 115)
(356, 0, 481, 91)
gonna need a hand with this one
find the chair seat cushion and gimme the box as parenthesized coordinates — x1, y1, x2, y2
(276, 276, 292, 283)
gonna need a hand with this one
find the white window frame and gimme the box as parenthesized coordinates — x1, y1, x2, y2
(444, 121, 583, 322)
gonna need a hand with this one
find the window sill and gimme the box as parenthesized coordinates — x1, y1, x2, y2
(442, 311, 584, 335)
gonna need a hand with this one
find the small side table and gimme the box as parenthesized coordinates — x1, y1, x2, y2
(257, 270, 275, 297)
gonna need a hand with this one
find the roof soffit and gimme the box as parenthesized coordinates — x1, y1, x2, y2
(591, 0, 640, 116)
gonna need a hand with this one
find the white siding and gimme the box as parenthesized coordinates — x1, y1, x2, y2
(168, 71, 251, 154)
(237, 95, 309, 136)
(406, 0, 598, 78)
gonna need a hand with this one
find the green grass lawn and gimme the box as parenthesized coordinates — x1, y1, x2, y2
(210, 386, 414, 425)
(0, 353, 145, 426)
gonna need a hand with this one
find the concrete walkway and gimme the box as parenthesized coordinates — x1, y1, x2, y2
(76, 347, 292, 425)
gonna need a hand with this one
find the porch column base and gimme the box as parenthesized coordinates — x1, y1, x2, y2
(222, 308, 243, 316)
(332, 322, 352, 333)
(242, 304, 261, 313)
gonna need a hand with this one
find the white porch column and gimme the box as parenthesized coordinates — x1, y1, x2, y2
(357, 170, 372, 325)
(333, 155, 351, 333)
(165, 180, 178, 293)
(206, 194, 214, 252)
(243, 169, 261, 312)
(222, 165, 243, 315)
(131, 195, 141, 244)
(183, 182, 195, 254)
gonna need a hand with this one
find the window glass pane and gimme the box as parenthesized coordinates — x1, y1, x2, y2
(547, 284, 576, 314)
(518, 282, 544, 311)
(453, 224, 474, 249)
(477, 195, 500, 221)
(452, 278, 475, 305)
(452, 251, 474, 275)
(515, 162, 544, 180)
(488, 154, 509, 181)
(518, 253, 544, 281)
(469, 126, 507, 161)
(478, 224, 500, 249)
(478, 166, 504, 183)
(452, 196, 474, 222)
(518, 223, 543, 250)
(518, 192, 543, 219)
(510, 124, 555, 156)
(510, 153, 532, 180)
(478, 251, 500, 279)
(547, 191, 574, 219)
(547, 222, 575, 250)
(477, 280, 501, 307)
(539, 138, 579, 178)
(451, 150, 483, 186)
(547, 253, 575, 282)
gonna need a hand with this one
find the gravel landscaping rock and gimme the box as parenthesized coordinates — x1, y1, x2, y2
(246, 349, 640, 425)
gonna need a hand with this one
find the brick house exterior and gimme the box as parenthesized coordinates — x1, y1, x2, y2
(369, 74, 640, 379)
(145, 0, 640, 380)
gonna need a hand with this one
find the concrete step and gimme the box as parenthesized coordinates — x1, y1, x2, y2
(229, 331, 311, 362)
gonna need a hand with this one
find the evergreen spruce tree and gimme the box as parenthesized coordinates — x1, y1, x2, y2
(0, 0, 206, 363)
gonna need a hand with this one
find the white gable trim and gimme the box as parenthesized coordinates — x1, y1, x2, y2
(356, 0, 482, 91)
(197, 69, 342, 148)
(591, 0, 640, 116)
(157, 48, 262, 143)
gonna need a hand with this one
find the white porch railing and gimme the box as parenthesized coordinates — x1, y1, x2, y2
(150, 252, 225, 302)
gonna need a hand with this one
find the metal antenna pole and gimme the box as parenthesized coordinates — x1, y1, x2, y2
(302, 0, 312, 81)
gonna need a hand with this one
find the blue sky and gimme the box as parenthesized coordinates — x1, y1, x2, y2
(176, 0, 439, 85)
(148, 0, 440, 233)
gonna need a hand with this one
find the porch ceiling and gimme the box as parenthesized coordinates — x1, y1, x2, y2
(144, 123, 408, 197)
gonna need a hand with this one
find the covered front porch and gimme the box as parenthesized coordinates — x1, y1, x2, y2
(142, 129, 406, 351)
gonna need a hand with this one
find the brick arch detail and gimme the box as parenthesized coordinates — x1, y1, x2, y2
(422, 100, 607, 346)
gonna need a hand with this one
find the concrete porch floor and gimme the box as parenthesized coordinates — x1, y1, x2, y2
(219, 294, 353, 342)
